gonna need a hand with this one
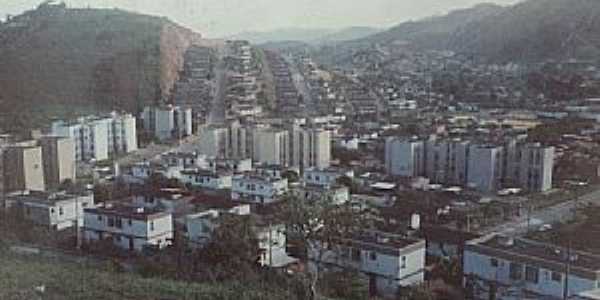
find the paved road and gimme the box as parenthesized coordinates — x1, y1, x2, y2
(284, 54, 315, 115)
(485, 187, 600, 236)
(207, 45, 228, 125)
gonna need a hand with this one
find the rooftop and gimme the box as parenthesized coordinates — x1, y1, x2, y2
(85, 204, 169, 221)
(468, 234, 600, 277)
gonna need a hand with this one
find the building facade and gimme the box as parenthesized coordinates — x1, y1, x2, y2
(231, 175, 288, 204)
(83, 205, 173, 252)
(39, 136, 76, 190)
(3, 146, 45, 192)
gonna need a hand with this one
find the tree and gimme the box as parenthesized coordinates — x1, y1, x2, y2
(279, 195, 366, 300)
(196, 214, 260, 281)
(282, 170, 300, 183)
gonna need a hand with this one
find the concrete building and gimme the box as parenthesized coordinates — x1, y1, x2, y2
(253, 128, 290, 167)
(3, 145, 45, 192)
(197, 125, 228, 158)
(5, 190, 94, 230)
(179, 169, 233, 190)
(52, 112, 137, 162)
(83, 204, 173, 252)
(309, 230, 426, 297)
(231, 175, 288, 204)
(504, 142, 555, 192)
(424, 139, 470, 185)
(290, 127, 331, 171)
(385, 138, 424, 177)
(292, 184, 349, 205)
(467, 145, 503, 192)
(303, 167, 354, 187)
(464, 234, 600, 299)
(39, 136, 75, 190)
(142, 106, 192, 141)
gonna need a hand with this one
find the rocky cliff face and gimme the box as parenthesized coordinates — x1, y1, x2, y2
(0, 4, 201, 127)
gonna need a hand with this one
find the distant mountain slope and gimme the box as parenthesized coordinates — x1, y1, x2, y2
(315, 27, 381, 44)
(448, 0, 600, 62)
(0, 3, 201, 122)
(230, 28, 335, 44)
(341, 0, 600, 63)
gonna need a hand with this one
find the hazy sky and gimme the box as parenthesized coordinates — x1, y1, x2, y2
(2, 0, 522, 37)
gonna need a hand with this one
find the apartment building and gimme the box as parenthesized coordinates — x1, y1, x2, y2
(39, 136, 75, 190)
(231, 175, 288, 204)
(303, 167, 354, 187)
(179, 169, 233, 190)
(197, 125, 229, 158)
(142, 106, 192, 141)
(253, 128, 290, 167)
(52, 112, 137, 161)
(385, 138, 424, 177)
(83, 204, 173, 251)
(3, 145, 45, 192)
(5, 190, 94, 230)
(464, 234, 600, 299)
(309, 231, 426, 297)
(467, 145, 503, 192)
(289, 127, 331, 171)
(384, 137, 554, 193)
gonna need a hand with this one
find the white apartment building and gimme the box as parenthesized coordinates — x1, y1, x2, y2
(185, 205, 251, 247)
(179, 169, 233, 190)
(52, 112, 137, 162)
(309, 231, 426, 297)
(142, 106, 192, 141)
(504, 142, 555, 192)
(6, 190, 94, 230)
(303, 167, 354, 187)
(464, 234, 600, 300)
(83, 204, 173, 251)
(467, 145, 503, 192)
(253, 128, 290, 167)
(385, 138, 424, 177)
(231, 175, 288, 204)
(197, 125, 229, 158)
(160, 152, 207, 169)
(290, 127, 331, 171)
(424, 139, 470, 185)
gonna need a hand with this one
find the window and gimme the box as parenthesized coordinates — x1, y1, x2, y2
(401, 256, 407, 269)
(50, 208, 55, 214)
(351, 248, 361, 262)
(128, 219, 132, 226)
(509, 262, 523, 280)
(59, 207, 64, 216)
(370, 251, 377, 261)
(115, 218, 122, 229)
(551, 272, 562, 282)
(525, 266, 539, 283)
(150, 221, 155, 231)
(107, 217, 115, 227)
(490, 258, 499, 267)
(97, 215, 102, 221)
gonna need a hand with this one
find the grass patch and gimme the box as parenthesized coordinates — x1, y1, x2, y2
(0, 253, 296, 300)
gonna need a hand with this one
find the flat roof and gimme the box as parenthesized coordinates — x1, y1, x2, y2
(467, 235, 600, 279)
(85, 204, 169, 221)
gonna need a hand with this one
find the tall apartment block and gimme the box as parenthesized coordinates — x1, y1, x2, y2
(289, 127, 331, 171)
(385, 137, 424, 177)
(253, 128, 290, 167)
(142, 106, 192, 141)
(39, 136, 76, 190)
(52, 112, 137, 162)
(3, 146, 45, 192)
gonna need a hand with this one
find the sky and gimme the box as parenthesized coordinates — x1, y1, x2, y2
(2, 0, 523, 37)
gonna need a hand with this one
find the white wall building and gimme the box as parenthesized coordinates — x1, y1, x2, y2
(467, 145, 503, 192)
(231, 175, 288, 204)
(83, 204, 173, 252)
(197, 125, 229, 158)
(290, 127, 331, 171)
(252, 128, 290, 167)
(464, 234, 600, 300)
(6, 190, 94, 230)
(180, 169, 233, 190)
(52, 112, 137, 162)
(142, 106, 192, 141)
(303, 167, 354, 187)
(309, 231, 426, 297)
(385, 138, 424, 177)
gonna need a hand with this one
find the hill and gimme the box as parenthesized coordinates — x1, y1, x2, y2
(315, 26, 381, 44)
(338, 0, 600, 63)
(0, 3, 201, 129)
(230, 27, 335, 44)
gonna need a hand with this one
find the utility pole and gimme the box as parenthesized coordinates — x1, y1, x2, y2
(563, 239, 572, 300)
